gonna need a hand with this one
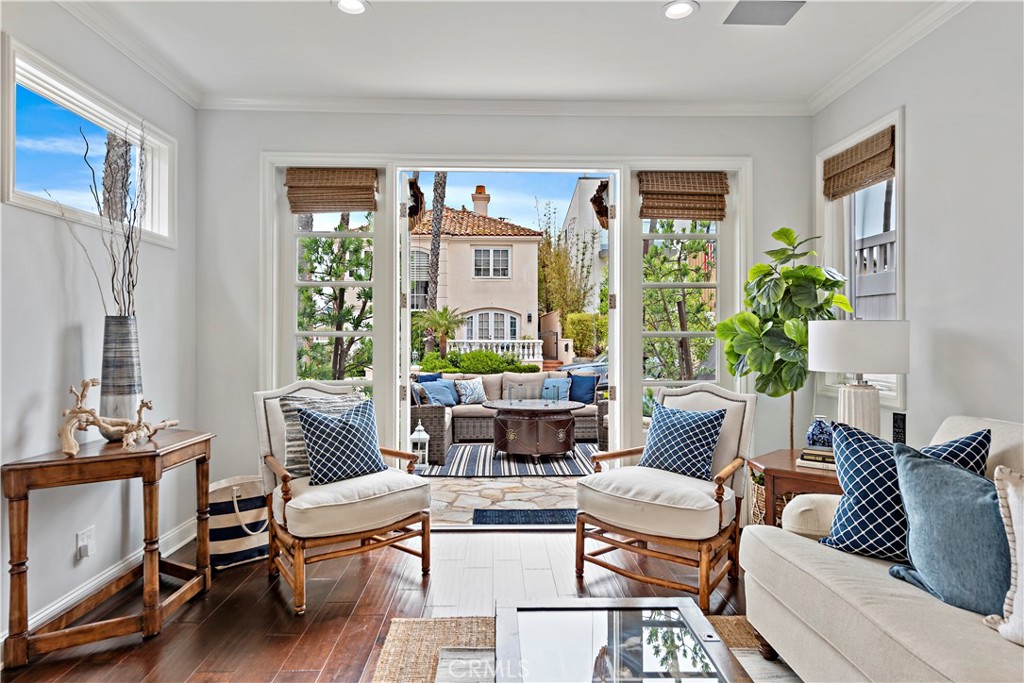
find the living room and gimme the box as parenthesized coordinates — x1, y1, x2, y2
(1, 1, 1022, 681)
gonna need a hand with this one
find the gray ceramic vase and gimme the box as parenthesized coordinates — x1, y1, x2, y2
(99, 315, 143, 441)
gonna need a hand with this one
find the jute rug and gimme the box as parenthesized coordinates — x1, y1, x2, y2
(372, 615, 800, 683)
(422, 443, 598, 477)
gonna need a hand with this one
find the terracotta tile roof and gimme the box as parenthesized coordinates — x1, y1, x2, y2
(411, 207, 541, 238)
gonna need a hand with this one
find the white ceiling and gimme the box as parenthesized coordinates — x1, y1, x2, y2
(61, 0, 968, 114)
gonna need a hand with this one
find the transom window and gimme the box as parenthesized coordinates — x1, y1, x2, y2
(464, 310, 519, 340)
(473, 247, 510, 278)
(4, 42, 176, 245)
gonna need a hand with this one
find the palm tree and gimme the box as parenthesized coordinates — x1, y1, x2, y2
(425, 171, 447, 352)
(413, 306, 466, 358)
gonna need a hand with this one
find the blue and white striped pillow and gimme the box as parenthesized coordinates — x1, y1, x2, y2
(821, 424, 991, 562)
(297, 400, 387, 485)
(638, 402, 726, 481)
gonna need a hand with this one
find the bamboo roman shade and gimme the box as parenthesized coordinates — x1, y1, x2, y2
(284, 168, 378, 214)
(637, 171, 729, 221)
(822, 126, 896, 201)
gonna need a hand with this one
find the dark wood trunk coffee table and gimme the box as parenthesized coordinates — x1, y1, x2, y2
(483, 399, 584, 458)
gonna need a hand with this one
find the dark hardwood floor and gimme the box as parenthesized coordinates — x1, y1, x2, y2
(2, 531, 744, 682)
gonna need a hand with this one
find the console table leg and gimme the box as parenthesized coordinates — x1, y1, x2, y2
(142, 479, 161, 637)
(4, 494, 29, 667)
(196, 453, 211, 592)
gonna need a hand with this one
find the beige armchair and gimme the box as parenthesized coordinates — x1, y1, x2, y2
(253, 381, 431, 615)
(575, 383, 756, 612)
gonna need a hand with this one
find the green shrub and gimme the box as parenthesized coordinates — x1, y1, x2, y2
(564, 313, 607, 357)
(510, 363, 540, 373)
(457, 350, 508, 374)
(419, 352, 458, 373)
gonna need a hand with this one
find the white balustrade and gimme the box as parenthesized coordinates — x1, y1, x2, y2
(449, 339, 543, 364)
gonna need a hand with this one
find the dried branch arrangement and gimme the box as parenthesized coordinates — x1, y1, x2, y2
(59, 378, 178, 456)
(51, 127, 148, 316)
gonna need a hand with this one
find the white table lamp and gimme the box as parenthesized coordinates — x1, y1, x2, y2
(808, 320, 910, 436)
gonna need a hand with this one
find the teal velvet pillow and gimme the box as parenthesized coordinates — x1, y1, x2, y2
(889, 444, 1011, 616)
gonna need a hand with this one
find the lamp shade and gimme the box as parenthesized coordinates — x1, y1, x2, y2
(808, 320, 910, 374)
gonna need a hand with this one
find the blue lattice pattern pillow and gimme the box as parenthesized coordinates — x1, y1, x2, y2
(821, 423, 991, 562)
(638, 402, 727, 481)
(297, 400, 387, 485)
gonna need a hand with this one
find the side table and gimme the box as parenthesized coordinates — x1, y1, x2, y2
(2, 429, 215, 667)
(748, 449, 842, 527)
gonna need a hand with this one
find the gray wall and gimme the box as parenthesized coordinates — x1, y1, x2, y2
(812, 1, 1024, 444)
(0, 2, 197, 619)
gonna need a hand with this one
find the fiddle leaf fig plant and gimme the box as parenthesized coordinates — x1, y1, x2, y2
(716, 227, 853, 447)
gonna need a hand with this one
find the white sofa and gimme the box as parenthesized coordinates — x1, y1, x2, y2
(741, 416, 1024, 682)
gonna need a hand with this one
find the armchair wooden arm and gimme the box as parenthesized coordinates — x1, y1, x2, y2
(712, 456, 745, 529)
(264, 454, 292, 527)
(591, 446, 645, 472)
(380, 448, 418, 474)
(264, 454, 292, 483)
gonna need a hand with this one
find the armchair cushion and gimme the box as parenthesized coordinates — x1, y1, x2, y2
(577, 466, 735, 540)
(273, 468, 430, 537)
(298, 401, 386, 485)
(278, 393, 364, 478)
(638, 403, 726, 481)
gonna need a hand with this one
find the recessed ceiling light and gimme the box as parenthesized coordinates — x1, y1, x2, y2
(337, 0, 369, 15)
(662, 0, 700, 20)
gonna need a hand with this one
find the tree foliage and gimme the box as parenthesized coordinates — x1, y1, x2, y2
(412, 306, 466, 358)
(536, 200, 597, 327)
(296, 212, 374, 380)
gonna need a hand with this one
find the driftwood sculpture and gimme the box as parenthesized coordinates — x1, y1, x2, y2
(60, 378, 179, 456)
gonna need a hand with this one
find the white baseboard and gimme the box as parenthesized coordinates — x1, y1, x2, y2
(0, 518, 197, 666)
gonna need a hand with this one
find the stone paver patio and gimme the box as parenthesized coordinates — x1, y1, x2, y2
(428, 475, 580, 525)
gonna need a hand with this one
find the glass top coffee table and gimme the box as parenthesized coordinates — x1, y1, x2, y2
(495, 598, 750, 682)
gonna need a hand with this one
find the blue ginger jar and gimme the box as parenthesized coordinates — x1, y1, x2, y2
(806, 415, 833, 448)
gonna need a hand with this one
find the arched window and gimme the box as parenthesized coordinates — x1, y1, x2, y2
(409, 249, 429, 310)
(464, 310, 520, 340)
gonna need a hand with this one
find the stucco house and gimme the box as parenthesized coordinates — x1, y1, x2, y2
(561, 177, 610, 314)
(410, 186, 543, 361)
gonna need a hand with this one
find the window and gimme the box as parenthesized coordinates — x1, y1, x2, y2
(473, 247, 510, 278)
(816, 113, 905, 408)
(4, 41, 176, 246)
(464, 310, 520, 340)
(409, 248, 429, 310)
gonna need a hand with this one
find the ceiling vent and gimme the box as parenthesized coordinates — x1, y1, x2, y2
(724, 1, 805, 26)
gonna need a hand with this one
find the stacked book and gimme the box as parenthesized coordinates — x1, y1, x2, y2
(798, 446, 836, 470)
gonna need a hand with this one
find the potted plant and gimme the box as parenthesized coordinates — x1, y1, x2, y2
(716, 228, 852, 449)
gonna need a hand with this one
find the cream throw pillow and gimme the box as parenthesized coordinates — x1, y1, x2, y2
(985, 466, 1023, 646)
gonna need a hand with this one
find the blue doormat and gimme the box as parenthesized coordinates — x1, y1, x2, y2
(472, 509, 578, 525)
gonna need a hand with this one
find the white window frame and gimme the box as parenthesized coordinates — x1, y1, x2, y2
(814, 109, 906, 410)
(472, 246, 510, 278)
(2, 38, 177, 247)
(464, 309, 520, 340)
(409, 248, 428, 310)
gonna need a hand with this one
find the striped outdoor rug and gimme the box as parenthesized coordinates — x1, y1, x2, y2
(422, 443, 598, 477)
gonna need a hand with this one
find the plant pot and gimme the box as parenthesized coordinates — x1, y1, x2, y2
(99, 315, 142, 441)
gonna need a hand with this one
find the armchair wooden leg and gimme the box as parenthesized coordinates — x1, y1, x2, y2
(421, 513, 431, 575)
(698, 543, 711, 613)
(575, 515, 585, 577)
(293, 544, 306, 616)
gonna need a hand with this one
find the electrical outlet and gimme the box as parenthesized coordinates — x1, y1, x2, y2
(76, 526, 96, 560)
(893, 412, 907, 444)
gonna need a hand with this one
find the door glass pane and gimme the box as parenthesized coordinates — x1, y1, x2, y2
(642, 218, 717, 235)
(297, 336, 373, 380)
(509, 316, 518, 340)
(478, 313, 490, 340)
(643, 336, 717, 382)
(642, 288, 717, 333)
(297, 286, 374, 332)
(493, 313, 506, 340)
(642, 239, 716, 284)
(298, 238, 373, 282)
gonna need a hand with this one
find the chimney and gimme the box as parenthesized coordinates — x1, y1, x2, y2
(472, 185, 490, 216)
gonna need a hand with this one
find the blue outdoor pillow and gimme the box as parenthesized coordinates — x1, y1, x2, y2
(542, 378, 571, 402)
(417, 372, 442, 383)
(889, 445, 1011, 616)
(297, 401, 387, 485)
(821, 424, 991, 562)
(434, 378, 460, 405)
(638, 402, 726, 481)
(421, 381, 456, 406)
(567, 372, 599, 404)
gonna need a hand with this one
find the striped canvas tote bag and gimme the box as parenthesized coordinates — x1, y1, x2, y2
(209, 475, 269, 570)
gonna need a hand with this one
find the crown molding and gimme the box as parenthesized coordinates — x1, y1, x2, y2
(808, 0, 973, 115)
(199, 95, 812, 117)
(57, 1, 203, 108)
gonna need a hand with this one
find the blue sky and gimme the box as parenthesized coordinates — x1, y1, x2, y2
(15, 85, 109, 213)
(414, 170, 607, 232)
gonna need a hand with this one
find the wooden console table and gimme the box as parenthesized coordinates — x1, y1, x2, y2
(2, 429, 215, 667)
(748, 449, 842, 527)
